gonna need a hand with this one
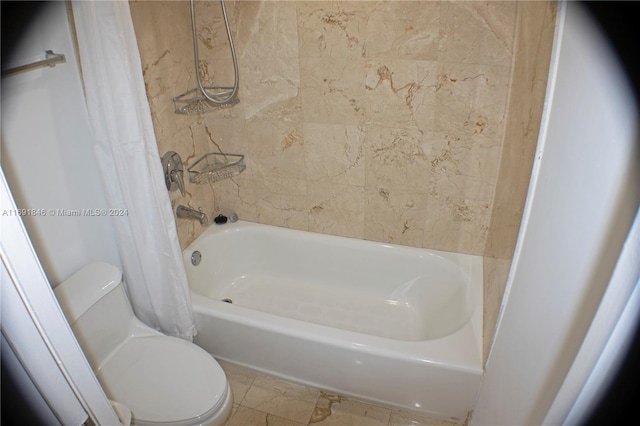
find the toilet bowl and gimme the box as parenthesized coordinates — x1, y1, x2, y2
(54, 262, 233, 425)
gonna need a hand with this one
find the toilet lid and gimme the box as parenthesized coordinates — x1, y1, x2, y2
(97, 335, 228, 424)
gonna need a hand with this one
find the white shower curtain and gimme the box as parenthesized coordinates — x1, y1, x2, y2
(72, 0, 196, 340)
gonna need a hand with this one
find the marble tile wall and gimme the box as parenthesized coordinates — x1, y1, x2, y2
(130, 0, 555, 363)
(130, 0, 518, 254)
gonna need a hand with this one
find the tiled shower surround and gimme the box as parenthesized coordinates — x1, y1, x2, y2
(130, 0, 555, 360)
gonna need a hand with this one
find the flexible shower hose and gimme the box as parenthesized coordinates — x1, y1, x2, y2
(190, 0, 239, 104)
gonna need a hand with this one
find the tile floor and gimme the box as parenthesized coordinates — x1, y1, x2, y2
(219, 360, 462, 426)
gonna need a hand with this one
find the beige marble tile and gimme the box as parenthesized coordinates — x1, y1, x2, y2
(364, 186, 428, 248)
(201, 114, 249, 163)
(310, 393, 390, 425)
(439, 1, 517, 67)
(215, 175, 310, 232)
(193, 57, 239, 92)
(212, 175, 261, 224)
(303, 123, 365, 186)
(241, 375, 320, 424)
(364, 0, 440, 61)
(364, 59, 438, 132)
(234, 0, 299, 59)
(308, 181, 365, 239)
(484, 201, 526, 260)
(428, 132, 500, 202)
(240, 56, 302, 122)
(424, 194, 490, 255)
(389, 409, 461, 426)
(227, 403, 239, 423)
(434, 62, 511, 141)
(300, 57, 366, 125)
(225, 405, 306, 426)
(241, 119, 306, 180)
(364, 125, 431, 192)
(218, 360, 258, 405)
(480, 0, 555, 371)
(130, 0, 193, 80)
(192, 0, 237, 61)
(482, 256, 512, 363)
(484, 0, 556, 260)
(254, 176, 310, 232)
(297, 1, 368, 59)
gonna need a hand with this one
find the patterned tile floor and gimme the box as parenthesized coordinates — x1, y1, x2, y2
(219, 360, 461, 426)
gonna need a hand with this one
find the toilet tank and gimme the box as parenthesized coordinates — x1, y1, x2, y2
(54, 262, 137, 370)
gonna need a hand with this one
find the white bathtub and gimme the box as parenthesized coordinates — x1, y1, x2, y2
(184, 220, 483, 422)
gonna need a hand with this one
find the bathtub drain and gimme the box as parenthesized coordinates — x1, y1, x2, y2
(222, 298, 233, 304)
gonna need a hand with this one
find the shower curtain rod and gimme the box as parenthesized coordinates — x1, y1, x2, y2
(1, 50, 66, 78)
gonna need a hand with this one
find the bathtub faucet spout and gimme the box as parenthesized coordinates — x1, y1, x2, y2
(176, 205, 208, 226)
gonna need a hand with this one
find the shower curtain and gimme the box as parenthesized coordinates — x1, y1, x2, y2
(71, 0, 196, 340)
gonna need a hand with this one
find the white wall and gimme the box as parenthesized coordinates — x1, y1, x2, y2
(552, 208, 640, 424)
(1, 1, 121, 284)
(1, 170, 121, 425)
(472, 2, 640, 424)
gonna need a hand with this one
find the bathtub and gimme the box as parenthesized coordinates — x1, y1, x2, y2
(184, 220, 483, 422)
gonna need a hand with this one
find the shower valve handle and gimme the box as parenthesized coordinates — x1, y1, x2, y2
(161, 151, 186, 196)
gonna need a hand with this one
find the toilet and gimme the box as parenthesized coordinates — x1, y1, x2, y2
(54, 262, 233, 426)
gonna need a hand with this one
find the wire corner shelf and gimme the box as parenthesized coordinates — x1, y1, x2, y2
(187, 152, 246, 184)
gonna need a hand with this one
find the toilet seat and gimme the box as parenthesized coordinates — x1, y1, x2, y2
(97, 335, 229, 425)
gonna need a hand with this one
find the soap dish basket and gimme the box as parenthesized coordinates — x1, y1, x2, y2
(187, 152, 246, 184)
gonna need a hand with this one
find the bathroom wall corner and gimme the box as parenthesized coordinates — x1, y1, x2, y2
(482, 0, 558, 365)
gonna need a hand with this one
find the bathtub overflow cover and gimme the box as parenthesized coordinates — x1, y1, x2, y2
(191, 251, 201, 266)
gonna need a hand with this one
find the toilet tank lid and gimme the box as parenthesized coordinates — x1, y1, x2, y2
(54, 262, 122, 323)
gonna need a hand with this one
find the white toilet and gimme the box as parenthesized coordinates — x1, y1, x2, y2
(54, 262, 233, 426)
